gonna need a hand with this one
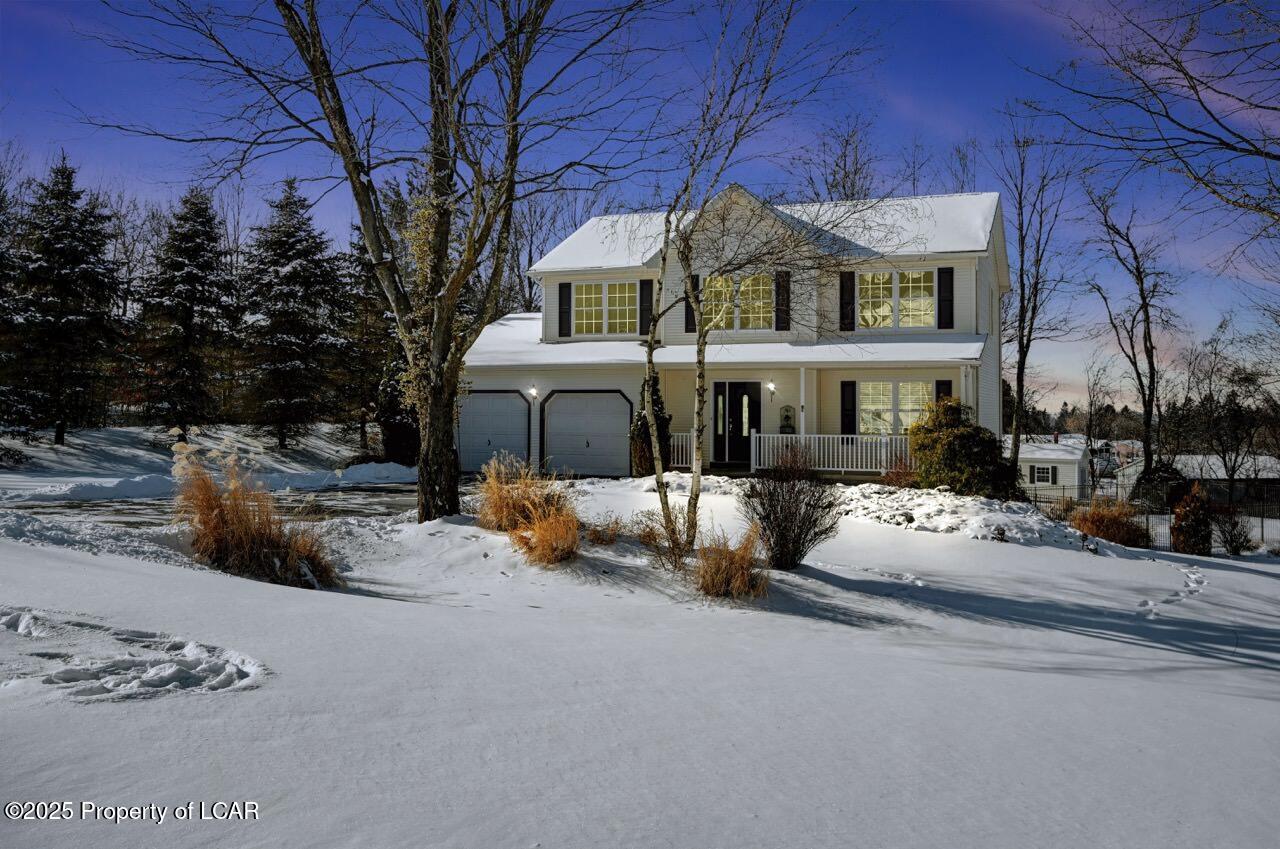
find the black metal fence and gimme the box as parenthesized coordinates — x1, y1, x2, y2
(1022, 482, 1280, 553)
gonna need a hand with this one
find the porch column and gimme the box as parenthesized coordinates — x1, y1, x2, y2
(799, 367, 807, 435)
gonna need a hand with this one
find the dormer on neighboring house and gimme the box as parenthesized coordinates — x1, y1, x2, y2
(459, 189, 1010, 478)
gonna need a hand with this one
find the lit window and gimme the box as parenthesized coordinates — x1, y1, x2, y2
(858, 272, 893, 328)
(574, 283, 603, 335)
(704, 275, 734, 330)
(896, 381, 931, 432)
(859, 381, 893, 434)
(898, 270, 935, 327)
(739, 273, 773, 330)
(606, 282, 637, 334)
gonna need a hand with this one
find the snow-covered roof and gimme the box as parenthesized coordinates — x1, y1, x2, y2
(1117, 454, 1280, 480)
(1004, 437, 1089, 463)
(529, 192, 1001, 273)
(465, 313, 985, 369)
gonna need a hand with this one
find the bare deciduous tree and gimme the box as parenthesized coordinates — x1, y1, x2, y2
(1082, 355, 1115, 491)
(942, 135, 979, 194)
(785, 114, 885, 202)
(93, 0, 656, 520)
(991, 115, 1079, 465)
(1085, 186, 1176, 477)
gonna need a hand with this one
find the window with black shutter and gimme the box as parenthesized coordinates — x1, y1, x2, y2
(774, 270, 791, 331)
(557, 282, 572, 337)
(937, 267, 954, 329)
(840, 381, 857, 434)
(639, 279, 653, 335)
(684, 274, 700, 333)
(839, 271, 857, 331)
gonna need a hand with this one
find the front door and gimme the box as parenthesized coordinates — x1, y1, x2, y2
(713, 381, 761, 464)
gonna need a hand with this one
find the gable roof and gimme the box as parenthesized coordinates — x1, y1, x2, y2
(1003, 436, 1089, 463)
(528, 191, 1002, 273)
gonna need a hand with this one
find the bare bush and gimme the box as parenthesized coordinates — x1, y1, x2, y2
(630, 503, 694, 571)
(1070, 499, 1151, 549)
(695, 524, 768, 599)
(1212, 508, 1258, 556)
(878, 453, 916, 489)
(585, 512, 623, 546)
(737, 448, 842, 570)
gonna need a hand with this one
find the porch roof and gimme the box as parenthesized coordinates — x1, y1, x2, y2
(465, 313, 985, 368)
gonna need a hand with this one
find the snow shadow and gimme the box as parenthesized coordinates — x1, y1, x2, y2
(800, 567, 1280, 677)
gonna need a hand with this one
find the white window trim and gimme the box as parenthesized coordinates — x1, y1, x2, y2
(856, 268, 938, 331)
(702, 273, 776, 334)
(859, 379, 932, 435)
(572, 280, 639, 338)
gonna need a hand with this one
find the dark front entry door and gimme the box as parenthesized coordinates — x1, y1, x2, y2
(714, 381, 761, 464)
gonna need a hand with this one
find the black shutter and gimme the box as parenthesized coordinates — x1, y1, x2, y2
(935, 379, 953, 401)
(774, 270, 791, 331)
(840, 381, 857, 434)
(839, 271, 856, 331)
(684, 274, 699, 333)
(638, 279, 653, 335)
(937, 267, 954, 329)
(557, 282, 572, 337)
(1027, 465, 1036, 483)
(1050, 465, 1058, 485)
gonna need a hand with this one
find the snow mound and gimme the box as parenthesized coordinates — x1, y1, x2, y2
(0, 510, 194, 566)
(843, 484, 1088, 549)
(574, 472, 742, 496)
(12, 473, 176, 502)
(1, 606, 265, 701)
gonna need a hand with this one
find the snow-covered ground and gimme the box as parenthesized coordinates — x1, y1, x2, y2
(0, 425, 414, 505)
(2, 475, 1278, 848)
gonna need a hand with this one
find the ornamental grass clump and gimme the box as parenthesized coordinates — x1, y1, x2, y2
(174, 444, 340, 589)
(509, 502, 581, 566)
(476, 453, 568, 532)
(695, 524, 768, 599)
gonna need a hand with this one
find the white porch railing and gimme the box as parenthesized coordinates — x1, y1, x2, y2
(750, 432, 911, 474)
(669, 430, 695, 469)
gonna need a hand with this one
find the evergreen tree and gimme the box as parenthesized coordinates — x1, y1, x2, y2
(243, 180, 337, 449)
(332, 233, 396, 452)
(10, 154, 119, 444)
(0, 156, 32, 462)
(137, 187, 230, 440)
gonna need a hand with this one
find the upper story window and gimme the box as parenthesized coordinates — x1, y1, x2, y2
(701, 272, 774, 331)
(857, 269, 936, 329)
(574, 281, 636, 335)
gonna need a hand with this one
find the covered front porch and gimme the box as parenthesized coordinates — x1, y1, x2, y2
(659, 362, 977, 475)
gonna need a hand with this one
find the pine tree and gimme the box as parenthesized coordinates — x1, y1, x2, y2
(243, 180, 337, 449)
(331, 233, 398, 452)
(137, 187, 230, 440)
(10, 154, 119, 444)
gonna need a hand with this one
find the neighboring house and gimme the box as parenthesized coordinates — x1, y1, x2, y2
(1007, 437, 1090, 500)
(1115, 454, 1280, 502)
(460, 187, 1009, 477)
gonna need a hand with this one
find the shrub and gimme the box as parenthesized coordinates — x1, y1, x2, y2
(509, 502, 580, 566)
(1211, 506, 1258, 555)
(909, 398, 1021, 500)
(630, 503, 694, 571)
(878, 453, 916, 488)
(1170, 483, 1212, 556)
(1069, 499, 1152, 548)
(630, 382, 673, 476)
(176, 457, 341, 589)
(695, 524, 768, 599)
(476, 453, 568, 532)
(738, 448, 842, 570)
(585, 512, 623, 546)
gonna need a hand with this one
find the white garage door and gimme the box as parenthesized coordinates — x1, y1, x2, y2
(458, 392, 528, 472)
(543, 392, 630, 477)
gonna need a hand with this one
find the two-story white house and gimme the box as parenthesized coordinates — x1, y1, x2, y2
(458, 187, 1009, 477)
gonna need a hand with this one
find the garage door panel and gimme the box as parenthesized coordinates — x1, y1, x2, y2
(458, 392, 528, 472)
(544, 392, 630, 477)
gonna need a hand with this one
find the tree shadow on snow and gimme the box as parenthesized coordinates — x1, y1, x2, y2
(799, 566, 1280, 678)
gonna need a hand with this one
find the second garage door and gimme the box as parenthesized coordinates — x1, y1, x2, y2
(458, 391, 529, 472)
(543, 391, 630, 477)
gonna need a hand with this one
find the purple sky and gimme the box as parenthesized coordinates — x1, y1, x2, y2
(0, 0, 1260, 411)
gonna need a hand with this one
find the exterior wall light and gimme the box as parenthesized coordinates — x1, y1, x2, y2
(529, 385, 538, 398)
(766, 381, 776, 394)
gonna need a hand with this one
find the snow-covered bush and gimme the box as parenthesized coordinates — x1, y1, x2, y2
(1171, 484, 1212, 556)
(738, 448, 841, 570)
(1069, 500, 1151, 549)
(908, 398, 1021, 500)
(1211, 506, 1257, 555)
(476, 453, 569, 532)
(175, 448, 341, 589)
(509, 503, 580, 566)
(696, 524, 767, 599)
